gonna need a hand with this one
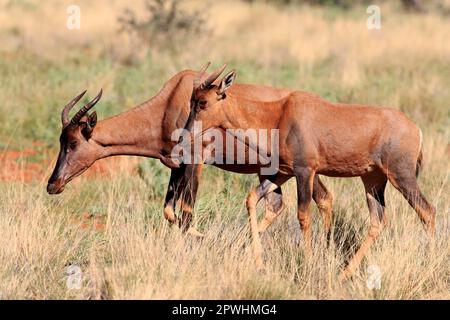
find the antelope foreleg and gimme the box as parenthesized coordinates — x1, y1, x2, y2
(258, 185, 285, 233)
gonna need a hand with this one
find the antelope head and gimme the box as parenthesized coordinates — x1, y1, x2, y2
(186, 62, 236, 132)
(47, 89, 103, 194)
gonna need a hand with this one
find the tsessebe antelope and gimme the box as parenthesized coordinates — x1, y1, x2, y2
(185, 63, 436, 280)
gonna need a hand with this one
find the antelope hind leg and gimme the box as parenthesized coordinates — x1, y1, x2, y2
(339, 171, 387, 281)
(312, 176, 334, 240)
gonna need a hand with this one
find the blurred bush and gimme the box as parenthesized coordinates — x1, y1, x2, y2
(118, 0, 208, 54)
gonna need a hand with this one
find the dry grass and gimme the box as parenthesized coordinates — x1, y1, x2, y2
(0, 0, 449, 299)
(0, 158, 448, 299)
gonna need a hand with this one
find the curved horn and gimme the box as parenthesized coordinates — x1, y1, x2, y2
(201, 64, 227, 89)
(61, 90, 87, 127)
(194, 61, 211, 88)
(70, 89, 103, 125)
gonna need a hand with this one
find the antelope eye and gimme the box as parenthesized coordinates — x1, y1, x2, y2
(69, 141, 78, 150)
(198, 100, 207, 108)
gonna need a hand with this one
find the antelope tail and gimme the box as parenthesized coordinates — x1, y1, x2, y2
(416, 129, 423, 178)
(416, 150, 423, 178)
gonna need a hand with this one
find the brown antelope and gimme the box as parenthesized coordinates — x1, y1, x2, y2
(185, 63, 436, 280)
(46, 68, 334, 237)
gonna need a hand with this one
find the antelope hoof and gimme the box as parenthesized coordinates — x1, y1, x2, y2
(302, 243, 312, 258)
(163, 206, 177, 224)
(338, 272, 348, 283)
(254, 253, 265, 271)
(186, 227, 205, 238)
(258, 219, 272, 233)
(338, 267, 353, 283)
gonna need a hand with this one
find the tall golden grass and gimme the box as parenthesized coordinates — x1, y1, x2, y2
(0, 0, 448, 299)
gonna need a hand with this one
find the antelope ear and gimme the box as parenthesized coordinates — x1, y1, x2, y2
(88, 111, 97, 128)
(82, 111, 97, 139)
(217, 70, 236, 97)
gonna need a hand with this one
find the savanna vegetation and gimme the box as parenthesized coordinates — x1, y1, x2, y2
(0, 0, 448, 299)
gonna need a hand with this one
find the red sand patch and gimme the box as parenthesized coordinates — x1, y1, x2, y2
(0, 147, 139, 183)
(0, 149, 42, 182)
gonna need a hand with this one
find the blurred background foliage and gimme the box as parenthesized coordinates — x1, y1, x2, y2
(0, 0, 449, 163)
